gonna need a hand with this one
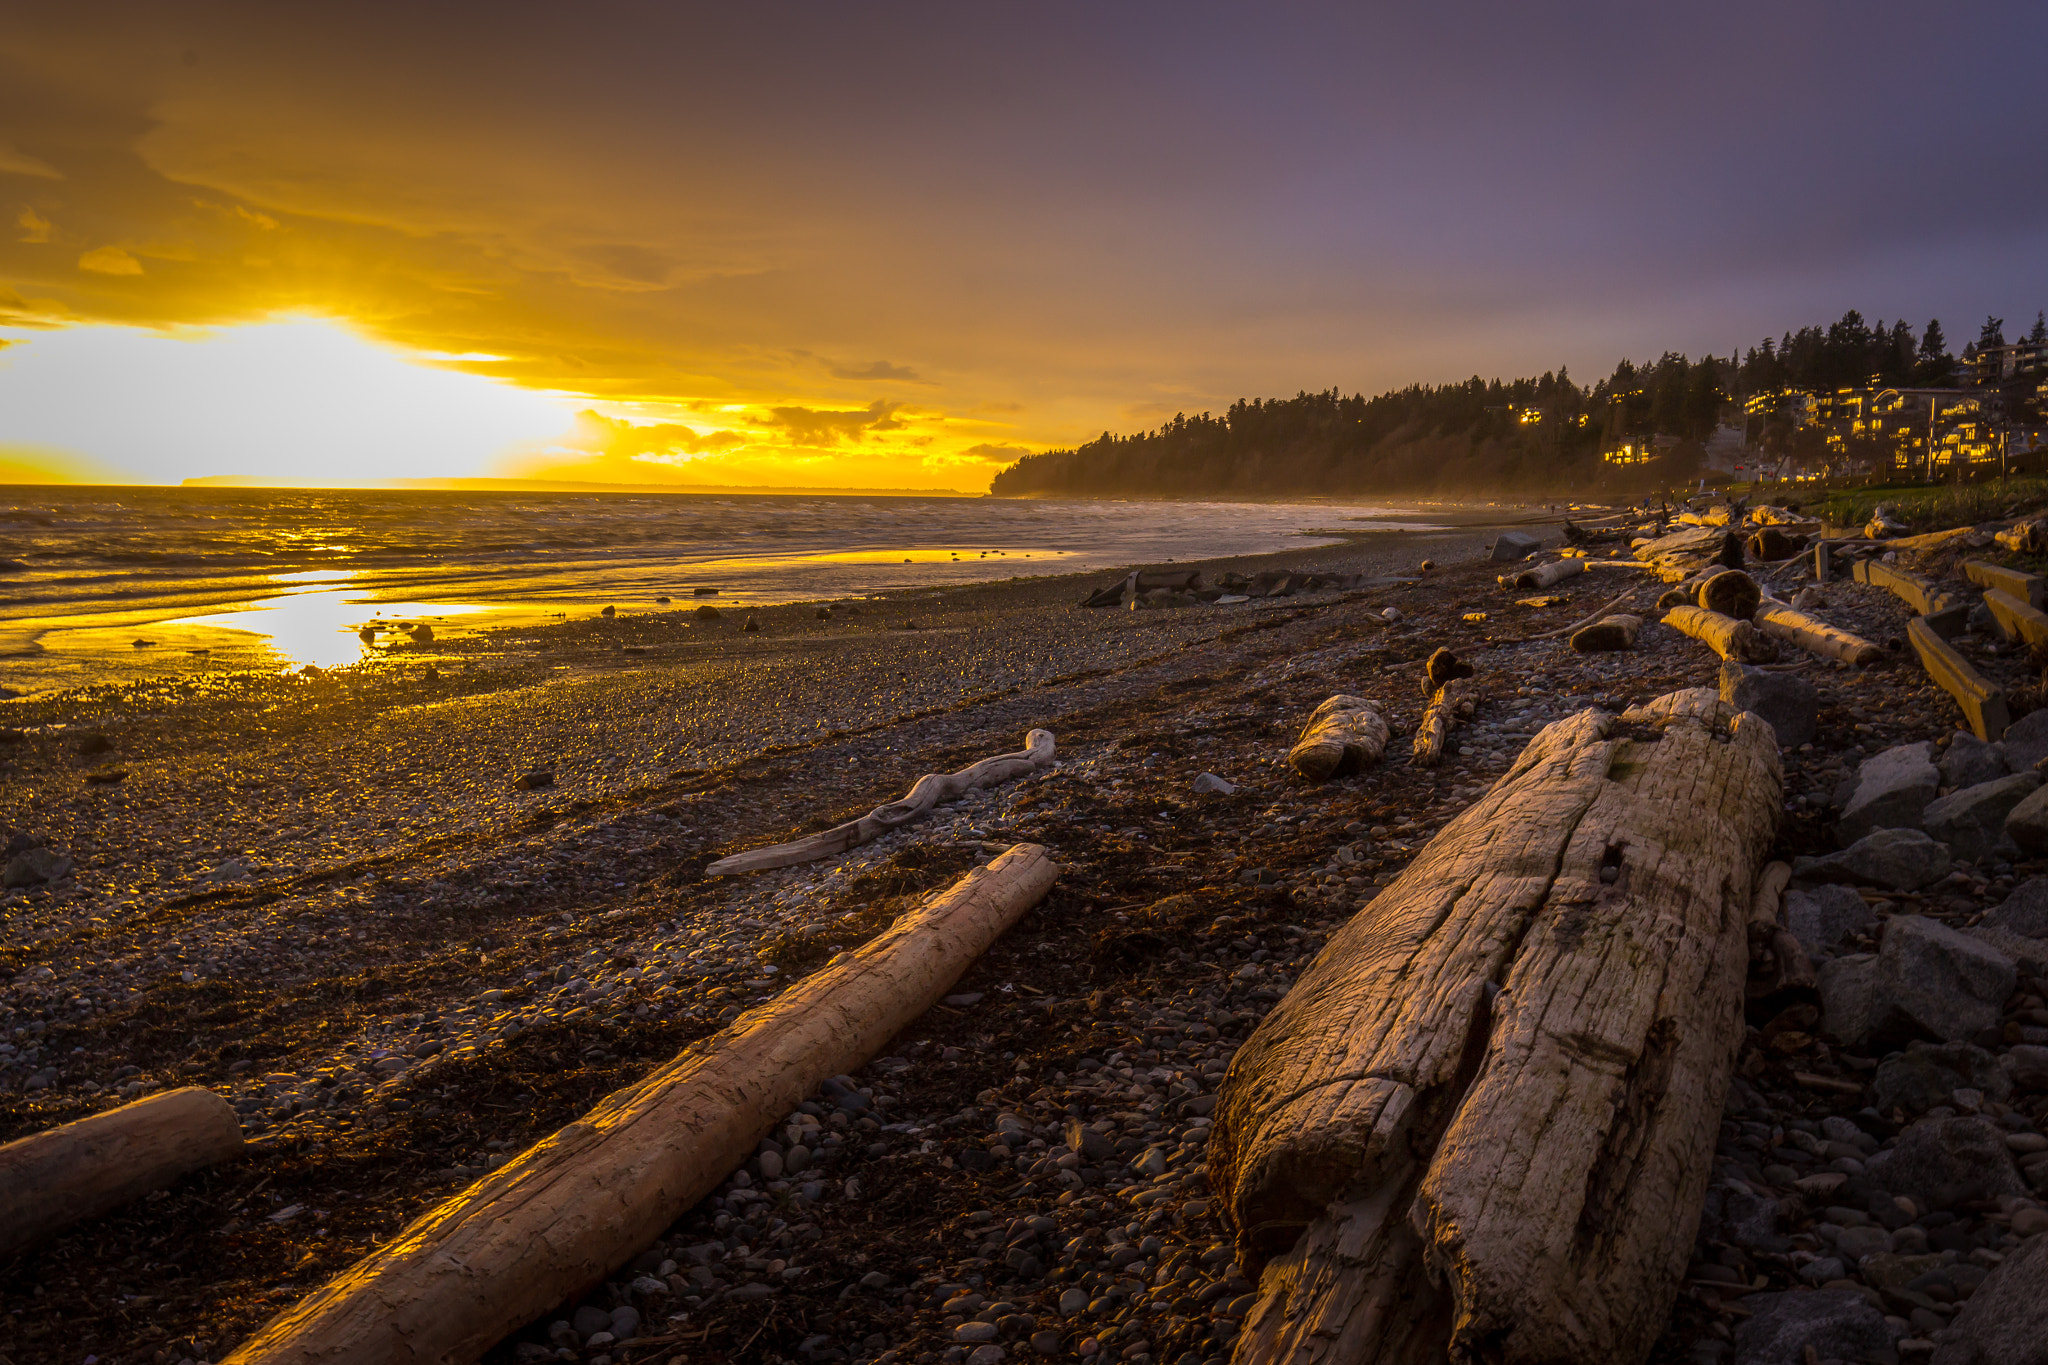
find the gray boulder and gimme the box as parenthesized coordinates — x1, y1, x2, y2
(1818, 953, 1882, 1044)
(1487, 530, 1541, 562)
(1872, 1042, 2012, 1113)
(1731, 1289, 1899, 1365)
(2005, 1044, 2048, 1091)
(1698, 1181, 1787, 1253)
(1720, 662, 1820, 748)
(1995, 706, 2048, 774)
(1, 847, 71, 888)
(1785, 884, 1877, 957)
(1924, 772, 2039, 863)
(1880, 915, 2018, 1042)
(1934, 1228, 2048, 1365)
(1864, 1115, 2026, 1211)
(1838, 742, 1940, 843)
(1817, 916, 2016, 1045)
(1943, 733, 2011, 790)
(2006, 783, 2048, 856)
(1793, 828, 1952, 892)
(1985, 877, 2048, 937)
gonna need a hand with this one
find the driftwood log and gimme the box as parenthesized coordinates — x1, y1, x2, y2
(1752, 599, 1883, 666)
(706, 730, 1055, 874)
(0, 1087, 246, 1257)
(1501, 559, 1585, 590)
(1210, 692, 1781, 1365)
(1662, 605, 1778, 663)
(1569, 613, 1642, 652)
(1411, 678, 1476, 769)
(222, 845, 1060, 1365)
(1908, 617, 2010, 741)
(1527, 589, 1641, 642)
(1694, 568, 1760, 621)
(1289, 696, 1390, 781)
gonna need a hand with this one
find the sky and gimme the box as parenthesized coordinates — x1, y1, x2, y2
(2, 1, 2046, 491)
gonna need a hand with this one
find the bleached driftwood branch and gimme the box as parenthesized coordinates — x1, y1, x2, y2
(706, 729, 1056, 874)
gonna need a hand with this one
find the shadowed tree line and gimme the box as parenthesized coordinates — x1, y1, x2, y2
(989, 310, 2044, 497)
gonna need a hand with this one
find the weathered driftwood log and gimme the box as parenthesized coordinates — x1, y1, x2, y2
(1569, 613, 1642, 652)
(1908, 617, 2010, 741)
(1526, 588, 1641, 643)
(1694, 568, 1760, 621)
(1662, 604, 1778, 663)
(1288, 697, 1390, 781)
(1212, 692, 1781, 1365)
(706, 730, 1055, 873)
(222, 845, 1060, 1365)
(1411, 678, 1476, 769)
(1984, 587, 2048, 649)
(1752, 599, 1883, 667)
(1964, 559, 2046, 610)
(1501, 558, 1585, 590)
(0, 1087, 246, 1257)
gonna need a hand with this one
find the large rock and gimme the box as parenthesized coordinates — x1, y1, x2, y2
(1698, 1181, 1788, 1253)
(1872, 1042, 2012, 1113)
(1794, 828, 1952, 892)
(1880, 915, 2017, 1042)
(1924, 772, 2039, 863)
(1985, 878, 2048, 937)
(1995, 706, 2048, 773)
(1934, 1228, 2048, 1365)
(1720, 662, 1820, 748)
(1837, 742, 1940, 843)
(1817, 916, 2016, 1045)
(1731, 1289, 1899, 1365)
(1942, 733, 2010, 790)
(1, 847, 71, 888)
(1487, 530, 1541, 562)
(2005, 1044, 2048, 1091)
(1864, 1115, 2026, 1211)
(2005, 784, 2048, 856)
(1818, 953, 1883, 1044)
(1785, 884, 1877, 957)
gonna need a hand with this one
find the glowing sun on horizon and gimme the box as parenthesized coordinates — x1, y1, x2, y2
(0, 318, 573, 485)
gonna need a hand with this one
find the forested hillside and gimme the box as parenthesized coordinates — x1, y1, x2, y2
(989, 311, 2040, 497)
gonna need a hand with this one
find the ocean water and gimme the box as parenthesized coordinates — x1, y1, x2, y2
(0, 486, 1438, 693)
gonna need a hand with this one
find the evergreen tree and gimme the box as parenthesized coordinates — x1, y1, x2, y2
(2031, 312, 2047, 346)
(1917, 319, 1954, 386)
(1980, 315, 2007, 350)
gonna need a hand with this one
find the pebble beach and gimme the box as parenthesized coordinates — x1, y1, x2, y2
(9, 506, 2048, 1365)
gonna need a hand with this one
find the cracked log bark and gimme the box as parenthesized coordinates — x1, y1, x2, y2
(706, 729, 1054, 873)
(1412, 678, 1476, 769)
(1208, 692, 1781, 1365)
(222, 845, 1060, 1365)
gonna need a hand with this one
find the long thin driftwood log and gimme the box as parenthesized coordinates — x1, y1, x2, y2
(1210, 692, 1781, 1365)
(1752, 598, 1883, 666)
(1663, 604, 1778, 663)
(1289, 696, 1390, 781)
(0, 1087, 246, 1258)
(1411, 678, 1476, 768)
(222, 845, 1061, 1365)
(707, 730, 1055, 873)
